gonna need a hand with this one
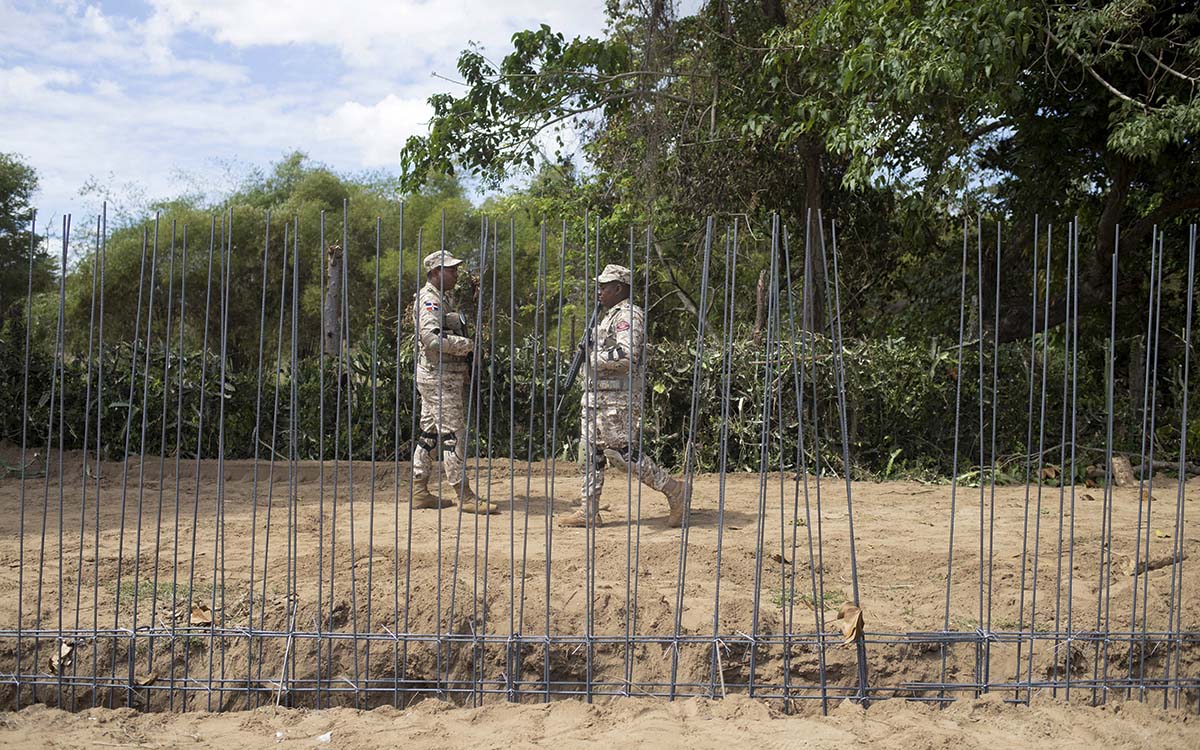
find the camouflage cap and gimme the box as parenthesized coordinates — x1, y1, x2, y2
(423, 250, 465, 273)
(596, 264, 632, 286)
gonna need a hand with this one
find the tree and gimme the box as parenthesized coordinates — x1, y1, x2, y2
(399, 2, 869, 331)
(761, 0, 1200, 339)
(0, 152, 53, 323)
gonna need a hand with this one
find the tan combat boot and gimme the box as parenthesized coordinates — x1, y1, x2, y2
(558, 508, 603, 528)
(411, 478, 454, 510)
(663, 477, 687, 528)
(457, 480, 499, 515)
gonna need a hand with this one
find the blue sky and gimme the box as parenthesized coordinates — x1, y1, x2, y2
(0, 0, 635, 229)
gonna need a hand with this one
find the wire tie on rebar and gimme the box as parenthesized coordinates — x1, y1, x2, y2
(975, 627, 997, 643)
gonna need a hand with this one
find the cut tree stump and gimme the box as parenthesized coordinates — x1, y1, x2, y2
(323, 243, 343, 357)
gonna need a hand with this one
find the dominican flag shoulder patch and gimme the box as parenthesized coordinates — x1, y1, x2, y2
(616, 320, 630, 332)
(424, 301, 440, 312)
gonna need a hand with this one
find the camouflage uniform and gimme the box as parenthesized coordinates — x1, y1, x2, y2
(578, 266, 682, 518)
(412, 277, 472, 489)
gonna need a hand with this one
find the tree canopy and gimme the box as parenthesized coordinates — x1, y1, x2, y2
(0, 152, 53, 323)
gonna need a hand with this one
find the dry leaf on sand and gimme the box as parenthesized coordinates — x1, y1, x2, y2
(832, 603, 864, 646)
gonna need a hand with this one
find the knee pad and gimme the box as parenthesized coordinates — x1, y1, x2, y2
(416, 429, 439, 452)
(417, 429, 458, 458)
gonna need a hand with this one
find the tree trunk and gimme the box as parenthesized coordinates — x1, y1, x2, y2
(990, 156, 1200, 344)
(323, 243, 343, 357)
(800, 139, 827, 335)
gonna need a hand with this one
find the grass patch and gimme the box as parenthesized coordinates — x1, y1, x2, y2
(772, 589, 846, 609)
(114, 579, 216, 611)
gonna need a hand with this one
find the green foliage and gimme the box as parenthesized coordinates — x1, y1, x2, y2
(3, 303, 1182, 483)
(400, 25, 632, 191)
(0, 152, 55, 324)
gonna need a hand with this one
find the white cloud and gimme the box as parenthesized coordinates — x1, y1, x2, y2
(145, 0, 609, 70)
(1, 0, 628, 224)
(317, 94, 431, 165)
(1, 1, 248, 84)
(0, 66, 80, 97)
(82, 3, 114, 35)
(92, 78, 122, 97)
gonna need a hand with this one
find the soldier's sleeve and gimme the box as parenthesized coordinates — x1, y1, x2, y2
(593, 306, 643, 375)
(417, 292, 473, 357)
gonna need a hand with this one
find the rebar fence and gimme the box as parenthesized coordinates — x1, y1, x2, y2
(0, 205, 1196, 714)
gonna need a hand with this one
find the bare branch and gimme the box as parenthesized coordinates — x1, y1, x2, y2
(1044, 26, 1164, 112)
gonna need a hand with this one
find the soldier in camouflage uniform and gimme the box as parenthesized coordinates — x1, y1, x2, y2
(559, 264, 688, 528)
(410, 250, 498, 515)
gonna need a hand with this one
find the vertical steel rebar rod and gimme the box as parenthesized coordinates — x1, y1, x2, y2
(802, 209, 830, 711)
(516, 219, 549, 698)
(1014, 216, 1040, 701)
(1064, 218, 1081, 699)
(625, 223, 653, 693)
(70, 214, 102, 711)
(1094, 225, 1118, 706)
(983, 221, 1002, 692)
(286, 215, 302, 700)
(1134, 232, 1165, 698)
(401, 227, 422, 697)
(709, 222, 736, 700)
(825, 217, 869, 702)
(670, 216, 713, 698)
(620, 223, 635, 696)
(259, 221, 290, 698)
(1025, 224, 1054, 704)
(148, 219, 178, 692)
(506, 216, 518, 703)
(14, 208, 36, 709)
(364, 216, 382, 697)
(748, 214, 781, 698)
(1165, 225, 1195, 708)
(209, 209, 233, 710)
(939, 218, 969, 701)
(1128, 228, 1161, 697)
(545, 220, 567, 703)
(166, 221, 184, 709)
(393, 201, 406, 706)
(181, 215, 217, 711)
(246, 210, 272, 707)
(584, 212, 596, 703)
(783, 220, 825, 712)
(340, 199, 363, 705)
(50, 215, 71, 706)
(1051, 221, 1074, 695)
(127, 214, 159, 705)
(108, 223, 150, 707)
(316, 210, 328, 708)
(975, 215, 986, 697)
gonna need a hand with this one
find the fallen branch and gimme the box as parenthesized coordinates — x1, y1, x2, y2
(1125, 551, 1187, 577)
(1131, 460, 1200, 478)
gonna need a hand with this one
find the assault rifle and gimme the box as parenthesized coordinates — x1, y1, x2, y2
(555, 306, 601, 416)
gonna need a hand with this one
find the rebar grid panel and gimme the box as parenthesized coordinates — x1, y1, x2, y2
(1, 208, 1197, 715)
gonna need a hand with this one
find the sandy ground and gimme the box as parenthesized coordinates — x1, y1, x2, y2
(0, 447, 1197, 744)
(2, 693, 1199, 749)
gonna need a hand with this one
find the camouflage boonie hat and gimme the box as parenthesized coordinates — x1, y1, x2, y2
(423, 250, 465, 273)
(596, 264, 632, 285)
